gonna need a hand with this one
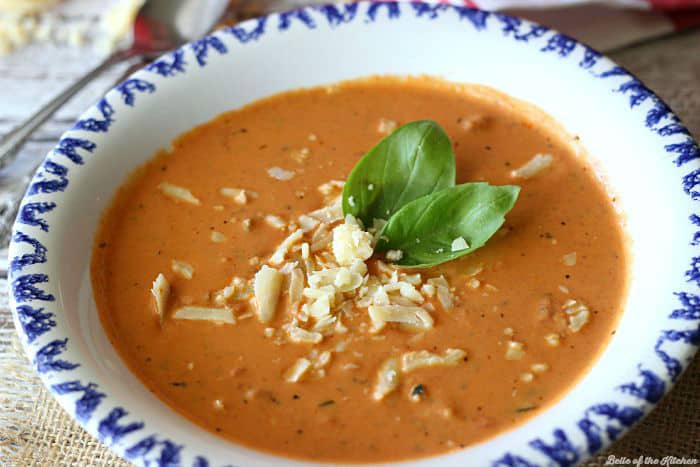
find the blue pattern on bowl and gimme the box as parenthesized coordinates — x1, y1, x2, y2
(7, 2, 699, 466)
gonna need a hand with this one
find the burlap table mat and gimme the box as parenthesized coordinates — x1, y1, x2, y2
(1, 28, 700, 467)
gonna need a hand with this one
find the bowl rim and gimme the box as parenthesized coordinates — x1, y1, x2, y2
(7, 1, 700, 466)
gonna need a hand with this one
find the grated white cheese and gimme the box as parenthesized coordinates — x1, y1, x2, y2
(99, 0, 145, 53)
(562, 299, 590, 332)
(213, 277, 247, 306)
(150, 273, 169, 325)
(173, 306, 235, 324)
(290, 147, 310, 163)
(264, 215, 287, 230)
(298, 215, 319, 232)
(398, 282, 424, 303)
(545, 333, 561, 347)
(377, 118, 398, 135)
(220, 187, 258, 205)
(269, 229, 303, 265)
(385, 249, 403, 262)
(420, 283, 436, 297)
(210, 231, 226, 243)
(372, 357, 399, 400)
(284, 324, 323, 344)
(309, 196, 343, 223)
(253, 265, 283, 323)
(505, 340, 525, 360)
(284, 358, 311, 383)
(520, 372, 534, 383)
(562, 252, 577, 267)
(267, 166, 295, 181)
(288, 268, 304, 304)
(312, 350, 332, 369)
(171, 260, 194, 280)
(428, 276, 453, 310)
(368, 305, 434, 333)
(451, 236, 469, 252)
(318, 180, 345, 196)
(332, 216, 373, 266)
(400, 349, 466, 373)
(511, 154, 553, 179)
(158, 182, 200, 205)
(457, 114, 487, 131)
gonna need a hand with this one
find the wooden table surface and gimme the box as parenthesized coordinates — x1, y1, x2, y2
(0, 4, 698, 463)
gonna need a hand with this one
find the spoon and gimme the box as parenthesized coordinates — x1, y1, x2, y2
(0, 0, 231, 169)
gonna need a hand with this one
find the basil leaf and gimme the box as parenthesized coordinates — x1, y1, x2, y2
(342, 120, 456, 226)
(375, 183, 520, 268)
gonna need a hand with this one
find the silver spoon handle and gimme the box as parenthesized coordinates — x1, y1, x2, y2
(0, 53, 123, 168)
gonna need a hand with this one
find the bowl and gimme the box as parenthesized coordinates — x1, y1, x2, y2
(8, 2, 700, 465)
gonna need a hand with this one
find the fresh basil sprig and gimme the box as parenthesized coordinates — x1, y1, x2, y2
(374, 183, 520, 267)
(342, 120, 456, 226)
(341, 120, 519, 268)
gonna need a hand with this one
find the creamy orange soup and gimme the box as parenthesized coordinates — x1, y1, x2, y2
(92, 77, 628, 463)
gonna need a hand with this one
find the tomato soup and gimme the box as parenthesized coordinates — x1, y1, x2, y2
(92, 77, 628, 463)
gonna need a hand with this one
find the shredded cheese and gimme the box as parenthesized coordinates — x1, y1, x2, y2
(511, 154, 553, 179)
(562, 252, 577, 267)
(210, 231, 226, 243)
(545, 333, 561, 347)
(171, 260, 194, 280)
(385, 249, 403, 262)
(400, 349, 466, 373)
(520, 372, 534, 383)
(368, 305, 433, 333)
(267, 166, 295, 181)
(269, 229, 303, 265)
(562, 299, 590, 332)
(220, 187, 258, 205)
(284, 358, 311, 383)
(253, 266, 283, 323)
(284, 324, 323, 344)
(172, 306, 235, 324)
(264, 215, 287, 230)
(505, 340, 525, 360)
(150, 273, 169, 325)
(451, 236, 469, 251)
(377, 118, 398, 135)
(372, 357, 399, 400)
(158, 182, 200, 205)
(332, 215, 373, 266)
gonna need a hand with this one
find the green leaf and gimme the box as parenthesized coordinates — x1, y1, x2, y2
(342, 120, 456, 226)
(375, 183, 520, 268)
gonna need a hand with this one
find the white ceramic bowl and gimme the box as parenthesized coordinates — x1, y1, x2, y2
(9, 2, 700, 466)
